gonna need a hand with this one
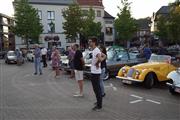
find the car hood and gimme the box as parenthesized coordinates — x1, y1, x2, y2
(132, 62, 169, 70)
(167, 70, 180, 86)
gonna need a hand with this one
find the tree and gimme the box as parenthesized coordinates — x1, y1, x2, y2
(114, 0, 137, 46)
(156, 0, 180, 44)
(62, 4, 84, 43)
(82, 8, 102, 39)
(13, 0, 43, 49)
(168, 0, 180, 44)
(155, 15, 169, 41)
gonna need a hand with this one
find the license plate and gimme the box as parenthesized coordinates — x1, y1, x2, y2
(175, 88, 180, 93)
(122, 80, 132, 84)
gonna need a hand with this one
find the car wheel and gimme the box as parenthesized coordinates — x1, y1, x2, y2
(103, 70, 110, 81)
(169, 86, 176, 95)
(168, 80, 176, 95)
(144, 73, 155, 89)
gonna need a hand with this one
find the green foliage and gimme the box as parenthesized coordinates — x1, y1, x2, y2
(13, 0, 43, 47)
(156, 0, 180, 44)
(82, 8, 102, 39)
(62, 5, 102, 43)
(114, 0, 137, 45)
(62, 4, 83, 42)
(155, 15, 169, 40)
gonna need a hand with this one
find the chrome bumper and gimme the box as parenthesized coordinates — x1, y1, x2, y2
(116, 76, 143, 82)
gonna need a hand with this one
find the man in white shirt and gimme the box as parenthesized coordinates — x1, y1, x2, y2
(41, 47, 48, 67)
(89, 37, 106, 111)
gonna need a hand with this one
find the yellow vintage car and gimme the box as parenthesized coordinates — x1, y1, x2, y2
(116, 54, 177, 89)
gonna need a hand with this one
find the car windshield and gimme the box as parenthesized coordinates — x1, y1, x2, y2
(107, 51, 115, 60)
(107, 50, 128, 61)
(7, 52, 15, 56)
(149, 54, 171, 63)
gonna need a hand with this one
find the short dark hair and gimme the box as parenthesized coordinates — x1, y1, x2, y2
(89, 36, 98, 46)
(74, 44, 79, 49)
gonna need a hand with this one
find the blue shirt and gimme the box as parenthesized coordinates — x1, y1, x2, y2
(34, 48, 41, 58)
(143, 48, 152, 60)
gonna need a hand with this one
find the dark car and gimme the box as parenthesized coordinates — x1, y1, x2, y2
(84, 49, 146, 80)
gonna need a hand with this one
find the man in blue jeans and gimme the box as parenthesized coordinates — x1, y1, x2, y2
(34, 44, 42, 75)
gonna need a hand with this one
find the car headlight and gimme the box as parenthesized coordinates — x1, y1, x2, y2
(122, 68, 126, 73)
(135, 70, 140, 75)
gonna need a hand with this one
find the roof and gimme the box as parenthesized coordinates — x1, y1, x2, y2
(157, 6, 170, 14)
(104, 11, 115, 19)
(136, 18, 151, 30)
(28, 0, 75, 5)
(77, 0, 103, 6)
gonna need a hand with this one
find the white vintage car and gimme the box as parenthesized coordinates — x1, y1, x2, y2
(166, 68, 180, 94)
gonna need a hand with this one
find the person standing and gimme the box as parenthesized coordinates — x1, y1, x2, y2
(89, 37, 106, 111)
(51, 48, 61, 78)
(67, 46, 75, 78)
(73, 44, 85, 97)
(99, 45, 107, 97)
(143, 43, 152, 60)
(34, 44, 42, 75)
(15, 49, 21, 65)
(41, 47, 48, 67)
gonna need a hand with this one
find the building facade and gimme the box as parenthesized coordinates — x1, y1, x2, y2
(14, 0, 114, 49)
(0, 13, 15, 51)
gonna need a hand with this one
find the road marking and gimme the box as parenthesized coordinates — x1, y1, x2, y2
(130, 94, 161, 105)
(146, 99, 161, 105)
(130, 94, 143, 99)
(105, 83, 117, 91)
(130, 99, 143, 104)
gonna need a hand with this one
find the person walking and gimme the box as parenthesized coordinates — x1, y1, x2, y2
(73, 44, 85, 97)
(34, 44, 42, 75)
(51, 48, 61, 78)
(89, 37, 106, 111)
(41, 47, 48, 67)
(99, 44, 107, 97)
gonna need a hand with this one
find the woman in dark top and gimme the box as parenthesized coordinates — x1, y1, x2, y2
(99, 45, 107, 97)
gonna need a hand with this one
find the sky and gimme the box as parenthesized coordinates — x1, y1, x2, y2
(0, 0, 176, 19)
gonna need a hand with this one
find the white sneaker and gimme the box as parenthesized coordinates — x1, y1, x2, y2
(73, 93, 84, 97)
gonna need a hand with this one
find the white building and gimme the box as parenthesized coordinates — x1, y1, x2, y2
(15, 0, 115, 49)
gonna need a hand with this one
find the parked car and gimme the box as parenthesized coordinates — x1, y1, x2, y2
(116, 54, 177, 89)
(61, 50, 92, 72)
(5, 51, 17, 64)
(166, 68, 180, 94)
(84, 49, 146, 80)
(26, 50, 34, 62)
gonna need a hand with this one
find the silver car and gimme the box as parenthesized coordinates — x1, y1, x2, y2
(166, 68, 180, 94)
(5, 51, 17, 64)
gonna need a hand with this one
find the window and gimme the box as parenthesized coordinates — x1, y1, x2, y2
(106, 27, 113, 35)
(97, 10, 101, 17)
(48, 22, 55, 33)
(105, 20, 113, 24)
(38, 11, 42, 20)
(47, 11, 55, 20)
